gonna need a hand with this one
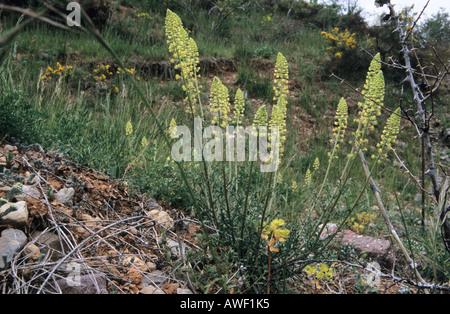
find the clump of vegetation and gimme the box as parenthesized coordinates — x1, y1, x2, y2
(0, 0, 448, 294)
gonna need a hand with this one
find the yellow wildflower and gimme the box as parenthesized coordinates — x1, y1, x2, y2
(377, 108, 401, 156)
(277, 172, 283, 184)
(253, 105, 268, 128)
(125, 120, 133, 136)
(273, 52, 289, 102)
(261, 218, 290, 252)
(141, 136, 148, 148)
(303, 168, 312, 188)
(209, 77, 230, 128)
(291, 180, 298, 191)
(313, 157, 320, 172)
(234, 89, 245, 126)
(332, 97, 348, 144)
(169, 118, 178, 138)
(165, 10, 201, 116)
(353, 53, 384, 149)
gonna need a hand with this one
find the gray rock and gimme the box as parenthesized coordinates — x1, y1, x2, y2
(55, 187, 75, 204)
(0, 228, 28, 269)
(140, 285, 165, 294)
(167, 238, 187, 257)
(55, 273, 108, 294)
(0, 201, 28, 227)
(177, 288, 194, 294)
(146, 198, 162, 210)
(31, 230, 67, 261)
(318, 223, 338, 240)
(142, 270, 168, 285)
(15, 185, 41, 201)
(3, 145, 17, 152)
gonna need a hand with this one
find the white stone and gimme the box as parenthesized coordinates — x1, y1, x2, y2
(15, 185, 41, 201)
(55, 187, 75, 204)
(0, 228, 28, 269)
(140, 285, 165, 294)
(0, 201, 28, 227)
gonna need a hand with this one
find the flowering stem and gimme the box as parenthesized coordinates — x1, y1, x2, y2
(239, 160, 254, 258)
(267, 244, 271, 294)
(358, 149, 428, 286)
(222, 161, 235, 245)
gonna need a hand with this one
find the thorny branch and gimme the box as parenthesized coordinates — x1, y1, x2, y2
(385, 1, 449, 203)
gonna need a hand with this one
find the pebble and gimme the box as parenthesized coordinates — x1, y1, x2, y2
(55, 187, 75, 204)
(147, 209, 174, 230)
(15, 185, 41, 201)
(167, 238, 187, 257)
(140, 285, 165, 294)
(0, 228, 28, 269)
(177, 288, 194, 294)
(31, 230, 67, 261)
(0, 201, 29, 227)
(55, 273, 108, 294)
(142, 270, 168, 285)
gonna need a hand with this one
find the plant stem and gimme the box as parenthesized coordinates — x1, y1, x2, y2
(239, 160, 254, 258)
(222, 162, 235, 245)
(357, 149, 428, 286)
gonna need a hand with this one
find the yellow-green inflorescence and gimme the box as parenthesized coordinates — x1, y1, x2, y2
(273, 52, 289, 102)
(376, 108, 401, 159)
(328, 97, 348, 161)
(253, 105, 268, 128)
(125, 120, 133, 136)
(234, 89, 245, 126)
(209, 77, 231, 129)
(313, 157, 320, 172)
(303, 168, 312, 188)
(332, 97, 348, 143)
(269, 52, 289, 163)
(165, 9, 201, 117)
(169, 118, 178, 138)
(353, 53, 384, 150)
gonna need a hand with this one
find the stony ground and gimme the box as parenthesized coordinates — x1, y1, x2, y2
(0, 138, 201, 294)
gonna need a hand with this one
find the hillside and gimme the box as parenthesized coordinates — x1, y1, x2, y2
(0, 0, 449, 294)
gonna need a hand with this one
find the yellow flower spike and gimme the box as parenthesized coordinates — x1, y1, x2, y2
(303, 168, 312, 188)
(209, 77, 230, 128)
(125, 120, 133, 136)
(313, 157, 320, 172)
(269, 98, 288, 158)
(277, 172, 283, 184)
(169, 118, 178, 138)
(141, 136, 148, 148)
(165, 9, 201, 116)
(352, 53, 384, 150)
(234, 89, 245, 126)
(253, 105, 268, 128)
(291, 180, 298, 191)
(378, 108, 401, 156)
(332, 97, 349, 144)
(273, 52, 289, 102)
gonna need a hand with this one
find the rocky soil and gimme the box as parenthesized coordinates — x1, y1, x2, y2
(0, 139, 200, 294)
